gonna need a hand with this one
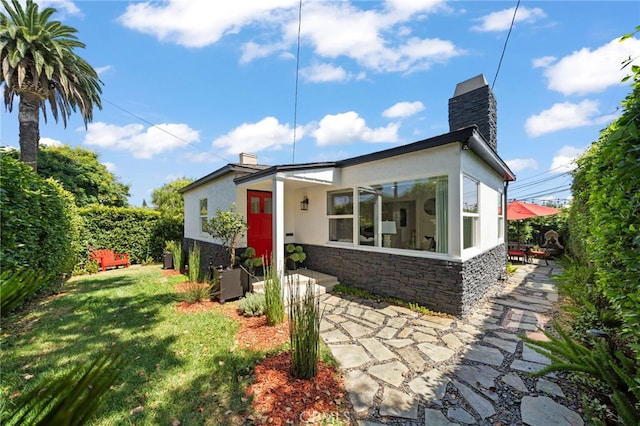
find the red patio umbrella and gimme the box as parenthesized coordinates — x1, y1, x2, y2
(506, 200, 561, 248)
(506, 200, 561, 220)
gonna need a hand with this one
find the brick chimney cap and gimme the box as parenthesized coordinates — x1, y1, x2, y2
(453, 74, 489, 97)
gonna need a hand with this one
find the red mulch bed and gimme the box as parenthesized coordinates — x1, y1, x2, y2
(170, 273, 352, 424)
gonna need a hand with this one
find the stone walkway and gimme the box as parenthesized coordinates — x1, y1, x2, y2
(318, 259, 585, 425)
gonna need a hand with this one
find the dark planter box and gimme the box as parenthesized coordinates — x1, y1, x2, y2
(218, 268, 243, 303)
(241, 268, 261, 294)
(163, 252, 174, 269)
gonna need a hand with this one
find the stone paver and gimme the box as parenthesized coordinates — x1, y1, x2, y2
(319, 260, 585, 425)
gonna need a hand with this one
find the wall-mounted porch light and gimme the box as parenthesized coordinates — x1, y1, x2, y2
(300, 196, 309, 211)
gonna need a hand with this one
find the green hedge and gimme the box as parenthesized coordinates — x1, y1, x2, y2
(78, 206, 182, 265)
(570, 60, 640, 343)
(0, 155, 78, 284)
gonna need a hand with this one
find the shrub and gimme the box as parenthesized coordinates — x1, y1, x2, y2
(0, 155, 79, 289)
(188, 242, 202, 283)
(288, 275, 321, 379)
(237, 293, 266, 317)
(180, 282, 211, 304)
(263, 258, 284, 326)
(170, 240, 184, 272)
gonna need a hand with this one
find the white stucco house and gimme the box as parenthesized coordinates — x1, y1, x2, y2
(180, 75, 516, 315)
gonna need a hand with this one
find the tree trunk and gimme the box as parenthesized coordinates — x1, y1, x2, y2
(18, 94, 41, 171)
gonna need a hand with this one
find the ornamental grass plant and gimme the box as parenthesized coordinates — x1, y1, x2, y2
(263, 258, 284, 326)
(288, 275, 321, 379)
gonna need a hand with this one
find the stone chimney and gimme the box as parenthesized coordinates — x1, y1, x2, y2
(448, 74, 497, 152)
(238, 153, 257, 165)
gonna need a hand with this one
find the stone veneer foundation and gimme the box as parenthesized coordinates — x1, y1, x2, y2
(185, 238, 506, 316)
(302, 244, 507, 316)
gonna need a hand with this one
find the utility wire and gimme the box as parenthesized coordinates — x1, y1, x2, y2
(491, 0, 520, 90)
(291, 0, 303, 164)
(103, 98, 233, 164)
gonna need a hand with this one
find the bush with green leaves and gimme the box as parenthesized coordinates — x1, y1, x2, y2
(523, 322, 639, 425)
(0, 155, 79, 289)
(78, 205, 164, 264)
(288, 275, 321, 379)
(569, 32, 640, 344)
(237, 292, 266, 317)
(204, 203, 247, 269)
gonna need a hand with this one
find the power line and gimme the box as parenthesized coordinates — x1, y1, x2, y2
(491, 0, 520, 90)
(291, 0, 302, 164)
(103, 98, 232, 164)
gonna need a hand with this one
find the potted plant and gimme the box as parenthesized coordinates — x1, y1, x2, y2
(239, 247, 263, 293)
(285, 244, 306, 272)
(204, 203, 248, 302)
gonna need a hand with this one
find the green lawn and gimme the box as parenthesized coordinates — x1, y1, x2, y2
(1, 265, 271, 425)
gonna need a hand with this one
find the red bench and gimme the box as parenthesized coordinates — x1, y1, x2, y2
(89, 249, 130, 272)
(508, 249, 527, 264)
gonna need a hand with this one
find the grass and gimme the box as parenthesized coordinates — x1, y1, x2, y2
(0, 265, 268, 426)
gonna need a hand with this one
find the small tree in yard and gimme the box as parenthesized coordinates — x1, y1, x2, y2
(204, 203, 247, 269)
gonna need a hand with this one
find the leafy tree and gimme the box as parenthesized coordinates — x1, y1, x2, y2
(151, 177, 193, 218)
(0, 0, 103, 171)
(1, 145, 130, 206)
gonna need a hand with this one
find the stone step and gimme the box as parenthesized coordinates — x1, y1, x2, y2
(251, 269, 339, 298)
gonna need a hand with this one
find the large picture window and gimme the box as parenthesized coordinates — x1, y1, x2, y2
(327, 190, 354, 242)
(463, 176, 478, 249)
(356, 176, 448, 253)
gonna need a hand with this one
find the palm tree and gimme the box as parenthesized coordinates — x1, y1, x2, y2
(0, 0, 102, 171)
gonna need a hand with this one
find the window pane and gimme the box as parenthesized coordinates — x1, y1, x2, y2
(463, 216, 476, 249)
(463, 176, 478, 213)
(250, 196, 260, 214)
(200, 198, 208, 215)
(355, 177, 446, 251)
(327, 190, 353, 215)
(329, 218, 353, 242)
(264, 197, 272, 214)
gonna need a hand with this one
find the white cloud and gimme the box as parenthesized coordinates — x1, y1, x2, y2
(212, 116, 300, 155)
(382, 101, 425, 118)
(118, 0, 298, 48)
(537, 36, 640, 96)
(532, 56, 555, 68)
(39, 0, 81, 16)
(300, 63, 349, 83)
(119, 0, 462, 74)
(103, 162, 116, 172)
(525, 100, 604, 137)
(506, 158, 538, 173)
(550, 146, 584, 173)
(40, 137, 63, 147)
(83, 122, 199, 159)
(312, 111, 400, 146)
(94, 65, 112, 76)
(471, 6, 546, 32)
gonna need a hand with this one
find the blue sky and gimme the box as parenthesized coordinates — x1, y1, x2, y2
(1, 1, 638, 207)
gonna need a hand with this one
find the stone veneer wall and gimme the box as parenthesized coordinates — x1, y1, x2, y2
(459, 244, 506, 314)
(302, 243, 506, 316)
(184, 238, 228, 273)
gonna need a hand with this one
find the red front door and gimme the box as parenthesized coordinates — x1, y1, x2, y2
(247, 190, 273, 261)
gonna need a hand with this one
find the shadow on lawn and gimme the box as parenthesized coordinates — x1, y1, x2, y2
(2, 265, 266, 425)
(1, 267, 184, 420)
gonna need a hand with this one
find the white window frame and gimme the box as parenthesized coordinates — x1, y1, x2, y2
(199, 198, 208, 233)
(462, 175, 479, 249)
(327, 189, 354, 243)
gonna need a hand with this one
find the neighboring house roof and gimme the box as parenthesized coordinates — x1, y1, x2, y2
(183, 124, 515, 193)
(179, 163, 269, 194)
